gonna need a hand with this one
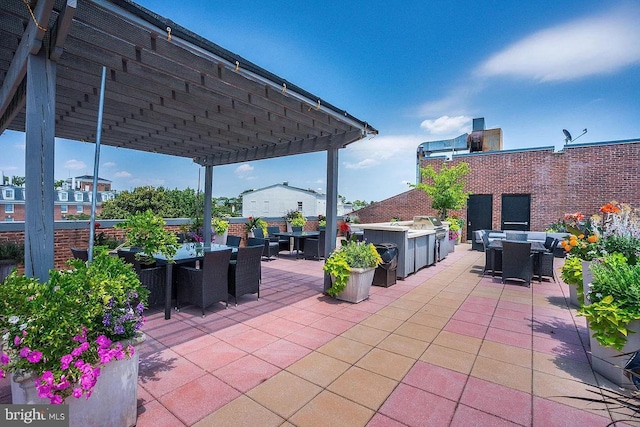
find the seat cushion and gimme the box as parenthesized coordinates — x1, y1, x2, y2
(526, 232, 547, 242)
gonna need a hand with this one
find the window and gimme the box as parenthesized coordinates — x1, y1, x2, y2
(250, 200, 257, 215)
(3, 189, 14, 200)
(4, 217, 14, 222)
(297, 201, 303, 211)
(74, 192, 83, 202)
(76, 205, 83, 213)
(4, 204, 14, 214)
(60, 205, 68, 214)
(59, 191, 68, 201)
(263, 201, 269, 214)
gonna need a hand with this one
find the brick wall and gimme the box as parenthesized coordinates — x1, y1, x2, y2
(354, 140, 640, 240)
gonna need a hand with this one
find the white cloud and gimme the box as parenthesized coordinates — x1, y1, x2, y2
(115, 171, 132, 178)
(344, 158, 380, 170)
(420, 116, 472, 135)
(64, 159, 86, 170)
(477, 7, 640, 82)
(102, 162, 116, 168)
(346, 134, 424, 162)
(234, 163, 254, 177)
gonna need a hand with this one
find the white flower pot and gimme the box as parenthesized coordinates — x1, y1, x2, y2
(215, 229, 228, 245)
(448, 238, 456, 253)
(11, 333, 145, 427)
(589, 320, 640, 389)
(568, 284, 581, 308)
(334, 267, 376, 303)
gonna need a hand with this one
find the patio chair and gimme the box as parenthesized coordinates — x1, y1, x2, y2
(471, 230, 484, 251)
(501, 241, 534, 287)
(226, 235, 241, 248)
(176, 248, 232, 316)
(537, 238, 559, 282)
(247, 236, 279, 260)
(292, 226, 302, 232)
(227, 245, 263, 306)
(303, 230, 326, 260)
(482, 232, 501, 275)
(70, 248, 88, 261)
(267, 226, 289, 252)
(117, 250, 166, 306)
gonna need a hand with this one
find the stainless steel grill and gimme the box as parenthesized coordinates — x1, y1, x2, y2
(412, 216, 447, 261)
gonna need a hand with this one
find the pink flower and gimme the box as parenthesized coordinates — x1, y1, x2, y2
(37, 384, 52, 399)
(79, 341, 89, 352)
(0, 369, 4, 378)
(71, 347, 83, 357)
(50, 395, 62, 405)
(19, 347, 31, 358)
(1, 352, 9, 364)
(73, 327, 87, 343)
(26, 350, 42, 363)
(60, 354, 73, 370)
(127, 345, 135, 357)
(40, 371, 54, 385)
(13, 336, 21, 346)
(95, 335, 111, 349)
(72, 388, 83, 399)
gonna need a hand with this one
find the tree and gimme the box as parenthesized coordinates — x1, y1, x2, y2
(410, 162, 471, 220)
(54, 179, 66, 189)
(99, 186, 176, 219)
(10, 176, 25, 186)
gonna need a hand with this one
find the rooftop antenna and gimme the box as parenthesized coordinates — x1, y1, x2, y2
(563, 128, 587, 144)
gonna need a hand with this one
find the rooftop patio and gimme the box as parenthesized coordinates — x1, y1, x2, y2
(1, 245, 636, 426)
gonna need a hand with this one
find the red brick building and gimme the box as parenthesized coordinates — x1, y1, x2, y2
(354, 139, 640, 240)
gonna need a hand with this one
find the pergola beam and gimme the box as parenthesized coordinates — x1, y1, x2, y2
(0, 0, 55, 133)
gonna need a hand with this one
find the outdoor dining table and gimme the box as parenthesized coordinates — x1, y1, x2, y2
(273, 231, 320, 259)
(487, 239, 548, 281)
(121, 243, 237, 319)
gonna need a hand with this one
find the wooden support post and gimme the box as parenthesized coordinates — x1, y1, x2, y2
(24, 51, 56, 281)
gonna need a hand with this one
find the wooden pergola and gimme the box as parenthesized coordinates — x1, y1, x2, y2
(0, 0, 377, 281)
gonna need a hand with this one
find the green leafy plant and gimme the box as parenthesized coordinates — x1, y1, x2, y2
(561, 256, 584, 301)
(212, 217, 229, 235)
(115, 210, 178, 264)
(0, 248, 148, 403)
(446, 216, 462, 240)
(410, 162, 471, 220)
(284, 210, 306, 228)
(0, 241, 24, 265)
(245, 216, 267, 236)
(317, 214, 326, 228)
(323, 237, 382, 297)
(579, 253, 640, 350)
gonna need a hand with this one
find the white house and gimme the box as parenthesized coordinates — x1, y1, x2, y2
(242, 183, 325, 218)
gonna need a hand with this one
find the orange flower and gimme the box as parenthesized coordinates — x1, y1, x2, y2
(577, 234, 585, 239)
(564, 245, 572, 252)
(569, 239, 578, 247)
(587, 235, 598, 243)
(559, 240, 567, 247)
(600, 203, 620, 214)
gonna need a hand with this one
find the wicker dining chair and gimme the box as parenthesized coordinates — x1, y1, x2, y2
(70, 248, 89, 261)
(227, 245, 263, 306)
(175, 249, 232, 316)
(303, 230, 326, 260)
(267, 226, 289, 252)
(482, 232, 502, 275)
(117, 250, 166, 306)
(247, 236, 279, 260)
(537, 238, 559, 282)
(501, 241, 535, 287)
(226, 235, 242, 248)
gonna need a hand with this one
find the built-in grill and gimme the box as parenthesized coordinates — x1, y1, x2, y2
(411, 216, 448, 261)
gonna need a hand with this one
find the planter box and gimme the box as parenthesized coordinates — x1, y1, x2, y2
(568, 284, 581, 308)
(11, 333, 145, 427)
(0, 259, 17, 282)
(335, 267, 375, 303)
(589, 320, 640, 389)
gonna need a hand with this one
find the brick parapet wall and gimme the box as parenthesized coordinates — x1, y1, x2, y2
(0, 218, 322, 271)
(354, 141, 640, 240)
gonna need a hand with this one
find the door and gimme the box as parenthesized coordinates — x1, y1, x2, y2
(466, 195, 493, 238)
(501, 194, 531, 231)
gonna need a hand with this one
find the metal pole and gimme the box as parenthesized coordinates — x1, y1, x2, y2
(88, 66, 107, 262)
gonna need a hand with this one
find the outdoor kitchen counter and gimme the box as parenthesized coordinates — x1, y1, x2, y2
(357, 222, 436, 279)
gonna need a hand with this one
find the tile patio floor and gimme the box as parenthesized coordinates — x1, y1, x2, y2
(2, 244, 638, 426)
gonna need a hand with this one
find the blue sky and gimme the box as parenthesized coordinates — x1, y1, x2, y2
(1, 1, 639, 202)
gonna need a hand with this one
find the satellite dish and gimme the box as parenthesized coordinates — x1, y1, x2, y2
(562, 129, 573, 143)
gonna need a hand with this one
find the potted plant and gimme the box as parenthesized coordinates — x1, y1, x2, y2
(0, 248, 148, 426)
(212, 217, 230, 244)
(115, 209, 179, 265)
(0, 241, 24, 283)
(323, 236, 382, 303)
(245, 216, 267, 238)
(445, 216, 461, 252)
(579, 253, 640, 388)
(284, 210, 306, 231)
(317, 214, 326, 230)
